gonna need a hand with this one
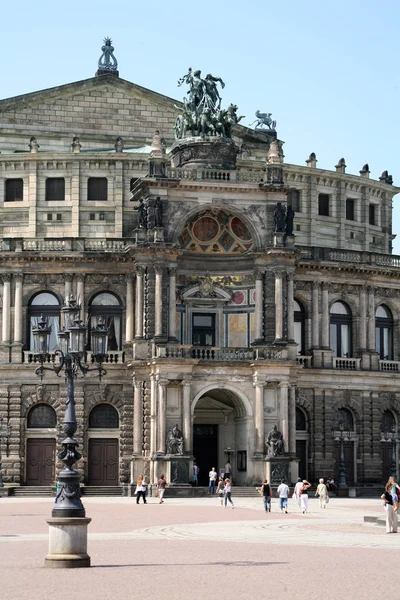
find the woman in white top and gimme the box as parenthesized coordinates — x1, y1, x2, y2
(315, 478, 328, 509)
(224, 478, 234, 508)
(300, 479, 311, 514)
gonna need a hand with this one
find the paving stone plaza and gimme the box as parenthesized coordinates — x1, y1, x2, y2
(0, 495, 397, 598)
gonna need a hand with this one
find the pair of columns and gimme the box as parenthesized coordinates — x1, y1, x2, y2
(134, 265, 177, 340)
(254, 380, 296, 455)
(1, 274, 23, 344)
(254, 270, 295, 343)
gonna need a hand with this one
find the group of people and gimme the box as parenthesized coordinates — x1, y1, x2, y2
(135, 474, 167, 505)
(208, 463, 232, 494)
(381, 475, 400, 533)
(261, 477, 329, 514)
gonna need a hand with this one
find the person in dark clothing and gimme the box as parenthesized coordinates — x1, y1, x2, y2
(381, 483, 398, 533)
(261, 479, 272, 512)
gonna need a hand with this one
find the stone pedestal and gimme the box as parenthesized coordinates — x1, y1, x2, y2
(150, 227, 165, 243)
(265, 456, 290, 486)
(285, 234, 295, 248)
(273, 232, 285, 248)
(133, 228, 147, 243)
(171, 136, 238, 170)
(167, 456, 191, 485)
(45, 517, 91, 568)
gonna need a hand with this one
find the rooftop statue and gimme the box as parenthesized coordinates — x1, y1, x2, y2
(97, 37, 118, 75)
(174, 68, 244, 140)
(250, 110, 277, 131)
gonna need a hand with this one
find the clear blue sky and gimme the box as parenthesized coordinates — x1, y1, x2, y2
(3, 0, 400, 251)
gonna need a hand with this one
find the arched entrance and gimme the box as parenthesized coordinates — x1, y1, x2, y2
(26, 404, 57, 486)
(88, 404, 119, 486)
(192, 386, 251, 486)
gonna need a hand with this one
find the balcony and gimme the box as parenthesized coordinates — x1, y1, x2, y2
(379, 360, 400, 373)
(333, 357, 361, 370)
(296, 356, 313, 368)
(23, 350, 125, 365)
(152, 344, 287, 361)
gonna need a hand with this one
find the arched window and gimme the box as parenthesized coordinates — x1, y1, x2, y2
(28, 292, 60, 351)
(294, 299, 305, 355)
(376, 305, 393, 360)
(89, 292, 122, 351)
(296, 407, 307, 431)
(330, 301, 352, 357)
(89, 404, 119, 428)
(337, 408, 354, 431)
(381, 409, 396, 433)
(27, 404, 57, 428)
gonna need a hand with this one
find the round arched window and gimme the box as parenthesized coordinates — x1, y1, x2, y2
(28, 292, 61, 351)
(294, 299, 305, 355)
(296, 407, 307, 431)
(27, 404, 57, 428)
(337, 408, 354, 431)
(381, 410, 396, 433)
(89, 292, 122, 351)
(375, 305, 393, 360)
(89, 404, 119, 429)
(330, 301, 352, 358)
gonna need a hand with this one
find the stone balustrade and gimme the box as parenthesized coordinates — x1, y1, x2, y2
(333, 357, 361, 370)
(296, 355, 313, 368)
(153, 344, 286, 361)
(379, 360, 400, 372)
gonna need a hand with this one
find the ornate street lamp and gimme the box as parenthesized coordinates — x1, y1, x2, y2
(32, 294, 108, 568)
(332, 422, 351, 489)
(0, 415, 12, 488)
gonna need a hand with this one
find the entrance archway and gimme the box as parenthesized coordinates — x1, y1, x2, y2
(192, 386, 251, 486)
(88, 404, 119, 486)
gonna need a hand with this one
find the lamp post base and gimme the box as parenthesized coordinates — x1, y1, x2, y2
(45, 517, 91, 569)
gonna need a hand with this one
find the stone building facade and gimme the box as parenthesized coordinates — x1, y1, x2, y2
(0, 43, 399, 489)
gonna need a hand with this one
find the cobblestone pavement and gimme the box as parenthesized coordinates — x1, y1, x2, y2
(0, 495, 396, 599)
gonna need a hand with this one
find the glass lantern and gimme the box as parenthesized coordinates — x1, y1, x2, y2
(32, 314, 52, 355)
(57, 329, 69, 355)
(91, 317, 109, 361)
(68, 318, 86, 354)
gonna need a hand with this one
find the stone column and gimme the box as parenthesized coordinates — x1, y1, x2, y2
(150, 374, 157, 455)
(13, 274, 23, 344)
(2, 275, 11, 343)
(254, 381, 265, 455)
(64, 274, 73, 301)
(312, 281, 319, 348)
(133, 379, 143, 454)
(288, 385, 296, 454)
(321, 281, 330, 348)
(134, 266, 144, 339)
(279, 382, 289, 451)
(125, 274, 134, 342)
(181, 379, 192, 453)
(154, 266, 163, 338)
(359, 286, 367, 351)
(367, 286, 376, 351)
(76, 275, 85, 317)
(168, 267, 177, 341)
(274, 270, 283, 341)
(254, 270, 264, 342)
(287, 273, 295, 342)
(157, 378, 167, 454)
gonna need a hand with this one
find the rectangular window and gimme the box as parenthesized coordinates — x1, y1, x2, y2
(47, 214, 52, 221)
(87, 177, 108, 201)
(318, 194, 330, 216)
(45, 178, 65, 201)
(56, 213, 62, 221)
(89, 213, 96, 221)
(346, 198, 355, 221)
(369, 204, 376, 225)
(237, 451, 247, 472)
(350, 231, 355, 239)
(192, 313, 215, 346)
(5, 178, 23, 201)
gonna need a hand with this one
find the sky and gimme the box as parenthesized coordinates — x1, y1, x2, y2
(2, 0, 400, 251)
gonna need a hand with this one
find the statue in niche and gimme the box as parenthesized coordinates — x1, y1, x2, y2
(286, 205, 295, 236)
(166, 424, 184, 455)
(274, 202, 286, 232)
(265, 425, 284, 457)
(115, 136, 124, 153)
(154, 197, 163, 228)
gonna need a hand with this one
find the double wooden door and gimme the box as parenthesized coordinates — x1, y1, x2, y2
(26, 439, 55, 486)
(88, 439, 119, 486)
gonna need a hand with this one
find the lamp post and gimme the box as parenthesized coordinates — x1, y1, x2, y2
(333, 423, 351, 489)
(0, 416, 12, 488)
(32, 295, 108, 568)
(381, 426, 398, 479)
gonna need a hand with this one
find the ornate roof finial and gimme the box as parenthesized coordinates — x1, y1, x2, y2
(96, 37, 119, 77)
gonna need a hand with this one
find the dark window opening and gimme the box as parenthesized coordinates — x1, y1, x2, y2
(27, 404, 57, 428)
(330, 301, 352, 358)
(337, 408, 354, 431)
(237, 451, 247, 471)
(56, 213, 62, 221)
(369, 204, 376, 225)
(88, 177, 108, 201)
(381, 410, 396, 433)
(90, 213, 96, 221)
(89, 404, 119, 428)
(192, 313, 215, 346)
(318, 194, 330, 216)
(47, 214, 52, 221)
(45, 178, 65, 201)
(346, 198, 355, 221)
(5, 178, 23, 202)
(296, 407, 307, 431)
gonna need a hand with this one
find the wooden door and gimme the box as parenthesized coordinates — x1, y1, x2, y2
(26, 439, 55, 486)
(88, 439, 119, 486)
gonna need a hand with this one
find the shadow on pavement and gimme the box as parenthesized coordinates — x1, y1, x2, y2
(92, 561, 288, 568)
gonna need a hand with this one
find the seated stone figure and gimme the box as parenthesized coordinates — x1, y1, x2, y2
(265, 425, 284, 457)
(166, 424, 184, 455)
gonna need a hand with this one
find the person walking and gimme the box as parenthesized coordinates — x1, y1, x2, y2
(315, 478, 328, 509)
(217, 476, 225, 506)
(293, 477, 303, 510)
(277, 479, 289, 513)
(224, 461, 232, 481)
(157, 474, 167, 504)
(135, 475, 146, 504)
(224, 477, 234, 508)
(261, 479, 272, 512)
(141, 476, 148, 503)
(193, 463, 200, 486)
(208, 467, 217, 495)
(387, 476, 400, 512)
(300, 479, 312, 513)
(381, 483, 398, 533)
